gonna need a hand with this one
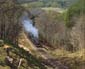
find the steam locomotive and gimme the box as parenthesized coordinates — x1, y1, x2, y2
(27, 32, 41, 47)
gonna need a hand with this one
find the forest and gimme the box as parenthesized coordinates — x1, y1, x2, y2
(0, 0, 85, 69)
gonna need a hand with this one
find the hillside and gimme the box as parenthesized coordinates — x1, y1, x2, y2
(0, 0, 45, 69)
(0, 0, 85, 69)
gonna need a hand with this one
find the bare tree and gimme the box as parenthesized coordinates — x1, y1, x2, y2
(0, 0, 23, 45)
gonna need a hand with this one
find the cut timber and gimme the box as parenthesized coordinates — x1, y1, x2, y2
(18, 58, 23, 68)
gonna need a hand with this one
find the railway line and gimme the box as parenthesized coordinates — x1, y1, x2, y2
(18, 34, 69, 69)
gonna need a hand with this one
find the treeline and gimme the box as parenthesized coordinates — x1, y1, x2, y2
(65, 0, 85, 28)
(0, 0, 23, 44)
(20, 0, 78, 8)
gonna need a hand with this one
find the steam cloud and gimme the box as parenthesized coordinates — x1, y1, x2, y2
(22, 16, 38, 38)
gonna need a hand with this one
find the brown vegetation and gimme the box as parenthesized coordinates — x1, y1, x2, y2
(35, 10, 66, 48)
(0, 0, 23, 44)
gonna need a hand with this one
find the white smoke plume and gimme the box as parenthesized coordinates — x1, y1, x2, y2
(22, 16, 38, 38)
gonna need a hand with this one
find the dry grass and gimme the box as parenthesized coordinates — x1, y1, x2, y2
(18, 33, 44, 58)
(47, 48, 85, 69)
(18, 33, 85, 69)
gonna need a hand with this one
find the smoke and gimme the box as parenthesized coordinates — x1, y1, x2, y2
(22, 16, 38, 38)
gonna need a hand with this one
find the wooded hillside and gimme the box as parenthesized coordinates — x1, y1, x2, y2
(0, 0, 23, 44)
(0, 0, 85, 69)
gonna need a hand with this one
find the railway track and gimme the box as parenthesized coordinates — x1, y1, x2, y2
(19, 34, 69, 69)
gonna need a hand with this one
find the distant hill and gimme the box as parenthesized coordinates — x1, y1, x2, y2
(17, 0, 39, 3)
(17, 0, 78, 8)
